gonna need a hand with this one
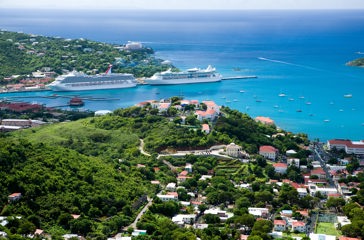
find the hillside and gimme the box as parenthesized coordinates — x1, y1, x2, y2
(0, 30, 173, 83)
(0, 104, 305, 237)
(7, 100, 352, 240)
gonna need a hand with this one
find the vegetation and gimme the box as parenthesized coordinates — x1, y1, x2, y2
(0, 30, 174, 83)
(315, 222, 341, 236)
(5, 98, 364, 239)
(347, 57, 364, 67)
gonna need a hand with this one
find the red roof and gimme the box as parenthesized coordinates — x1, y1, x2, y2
(9, 192, 21, 197)
(167, 192, 178, 197)
(274, 220, 286, 225)
(273, 163, 287, 168)
(292, 221, 306, 227)
(259, 145, 278, 153)
(329, 139, 364, 149)
(311, 168, 326, 175)
(339, 237, 361, 240)
(180, 170, 188, 176)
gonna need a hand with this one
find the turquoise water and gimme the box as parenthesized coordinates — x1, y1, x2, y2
(0, 9, 364, 141)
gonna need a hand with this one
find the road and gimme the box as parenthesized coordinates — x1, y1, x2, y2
(123, 196, 153, 231)
(312, 143, 335, 187)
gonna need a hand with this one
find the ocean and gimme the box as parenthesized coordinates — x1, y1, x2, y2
(0, 9, 364, 141)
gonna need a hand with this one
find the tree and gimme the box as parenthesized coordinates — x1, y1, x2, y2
(203, 214, 221, 224)
(326, 197, 345, 211)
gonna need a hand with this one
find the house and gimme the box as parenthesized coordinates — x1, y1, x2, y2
(166, 182, 177, 192)
(287, 158, 300, 168)
(34, 229, 44, 236)
(8, 192, 22, 202)
(131, 229, 147, 236)
(286, 149, 297, 156)
(158, 102, 171, 112)
(202, 100, 220, 114)
(157, 193, 178, 202)
(273, 220, 286, 231)
(172, 214, 196, 225)
(337, 216, 351, 227)
(292, 221, 306, 232)
(226, 143, 243, 158)
(310, 168, 326, 179)
(297, 188, 308, 198)
(259, 146, 278, 160)
(204, 207, 233, 222)
(248, 208, 269, 219)
(308, 184, 338, 197)
(273, 163, 288, 174)
(124, 41, 143, 50)
(195, 109, 217, 121)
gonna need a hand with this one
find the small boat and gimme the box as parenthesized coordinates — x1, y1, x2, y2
(69, 97, 84, 106)
(273, 105, 279, 108)
(239, 90, 245, 93)
(256, 99, 262, 103)
(306, 102, 312, 105)
(299, 96, 305, 99)
(339, 109, 344, 112)
(344, 94, 352, 98)
(296, 109, 302, 112)
(324, 119, 330, 122)
(278, 93, 286, 97)
(289, 98, 295, 101)
(233, 99, 238, 102)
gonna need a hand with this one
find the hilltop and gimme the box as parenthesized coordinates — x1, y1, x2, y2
(0, 30, 174, 84)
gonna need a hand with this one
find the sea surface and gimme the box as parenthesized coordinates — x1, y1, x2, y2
(1, 9, 364, 141)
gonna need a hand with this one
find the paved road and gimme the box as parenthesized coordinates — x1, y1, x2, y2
(123, 196, 153, 230)
(139, 139, 151, 157)
(312, 143, 335, 187)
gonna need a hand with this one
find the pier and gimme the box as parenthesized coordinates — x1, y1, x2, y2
(221, 75, 257, 81)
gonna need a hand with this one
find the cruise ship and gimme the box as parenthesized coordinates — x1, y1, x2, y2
(48, 65, 137, 91)
(144, 65, 222, 85)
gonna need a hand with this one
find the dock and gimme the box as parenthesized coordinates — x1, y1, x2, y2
(222, 76, 257, 81)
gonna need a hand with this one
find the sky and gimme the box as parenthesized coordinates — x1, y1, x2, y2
(1, 0, 364, 10)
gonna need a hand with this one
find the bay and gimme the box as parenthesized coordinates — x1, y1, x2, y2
(1, 9, 364, 141)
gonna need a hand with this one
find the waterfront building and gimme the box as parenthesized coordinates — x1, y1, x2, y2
(327, 139, 364, 155)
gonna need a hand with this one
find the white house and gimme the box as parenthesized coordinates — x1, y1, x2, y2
(166, 182, 177, 192)
(204, 208, 233, 222)
(259, 146, 278, 160)
(248, 208, 269, 218)
(287, 158, 300, 168)
(327, 139, 364, 155)
(273, 163, 288, 174)
(157, 193, 178, 202)
(172, 214, 196, 225)
(226, 143, 243, 158)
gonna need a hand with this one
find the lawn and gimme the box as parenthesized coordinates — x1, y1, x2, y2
(316, 222, 341, 236)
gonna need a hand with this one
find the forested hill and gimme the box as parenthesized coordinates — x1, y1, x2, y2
(0, 30, 172, 82)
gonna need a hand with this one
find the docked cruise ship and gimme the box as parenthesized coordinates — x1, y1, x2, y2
(48, 65, 137, 91)
(144, 65, 222, 85)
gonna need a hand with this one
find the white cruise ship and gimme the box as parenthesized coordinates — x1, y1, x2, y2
(48, 65, 137, 91)
(144, 65, 222, 85)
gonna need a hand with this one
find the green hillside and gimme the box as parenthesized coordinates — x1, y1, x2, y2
(0, 30, 173, 83)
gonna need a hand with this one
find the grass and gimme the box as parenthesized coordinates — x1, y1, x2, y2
(283, 232, 307, 238)
(315, 222, 341, 236)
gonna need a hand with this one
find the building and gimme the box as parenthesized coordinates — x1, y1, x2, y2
(259, 146, 278, 160)
(327, 139, 364, 155)
(166, 182, 177, 192)
(308, 184, 338, 197)
(226, 143, 243, 158)
(157, 193, 178, 202)
(204, 207, 233, 221)
(310, 168, 326, 179)
(255, 116, 275, 125)
(185, 163, 193, 173)
(273, 163, 288, 174)
(291, 221, 306, 232)
(248, 208, 269, 218)
(309, 233, 336, 240)
(297, 188, 308, 198)
(172, 214, 196, 225)
(201, 124, 210, 134)
(273, 220, 286, 231)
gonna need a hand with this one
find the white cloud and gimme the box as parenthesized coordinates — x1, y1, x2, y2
(2, 0, 364, 10)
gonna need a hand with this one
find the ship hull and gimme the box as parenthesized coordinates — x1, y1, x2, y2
(144, 75, 222, 85)
(49, 81, 137, 91)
